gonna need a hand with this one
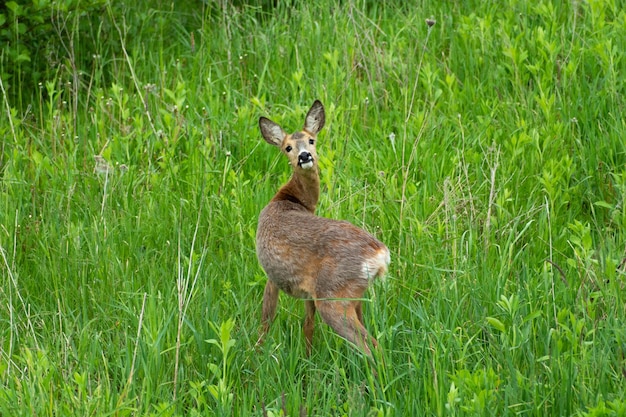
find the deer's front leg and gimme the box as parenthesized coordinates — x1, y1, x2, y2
(303, 299, 316, 355)
(257, 280, 279, 346)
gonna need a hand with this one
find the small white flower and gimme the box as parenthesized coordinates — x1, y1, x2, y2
(388, 132, 396, 154)
(94, 155, 112, 175)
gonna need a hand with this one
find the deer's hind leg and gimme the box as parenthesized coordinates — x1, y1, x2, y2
(315, 298, 374, 356)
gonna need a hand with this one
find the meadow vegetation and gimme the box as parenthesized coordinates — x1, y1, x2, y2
(1, 0, 625, 415)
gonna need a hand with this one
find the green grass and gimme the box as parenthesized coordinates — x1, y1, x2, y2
(1, 0, 626, 415)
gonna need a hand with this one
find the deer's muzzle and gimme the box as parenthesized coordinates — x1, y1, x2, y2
(298, 152, 314, 168)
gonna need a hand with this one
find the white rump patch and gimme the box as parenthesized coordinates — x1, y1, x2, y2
(362, 248, 391, 280)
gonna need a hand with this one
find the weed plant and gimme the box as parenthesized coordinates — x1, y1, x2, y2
(1, 0, 625, 415)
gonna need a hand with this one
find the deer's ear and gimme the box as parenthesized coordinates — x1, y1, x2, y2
(304, 100, 325, 135)
(259, 117, 286, 146)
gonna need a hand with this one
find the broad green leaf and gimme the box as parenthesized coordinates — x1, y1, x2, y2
(6, 2, 20, 13)
(594, 201, 613, 209)
(17, 53, 31, 63)
(486, 317, 505, 333)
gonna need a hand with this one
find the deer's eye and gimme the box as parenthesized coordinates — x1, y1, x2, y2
(285, 145, 292, 152)
(309, 139, 315, 145)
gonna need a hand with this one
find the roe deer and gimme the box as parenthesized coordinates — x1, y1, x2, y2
(256, 100, 390, 356)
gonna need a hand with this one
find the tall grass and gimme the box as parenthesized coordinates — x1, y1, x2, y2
(1, 0, 625, 415)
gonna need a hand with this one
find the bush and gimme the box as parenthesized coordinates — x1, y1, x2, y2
(0, 0, 108, 104)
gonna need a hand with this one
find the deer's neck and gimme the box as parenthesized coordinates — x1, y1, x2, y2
(271, 168, 319, 213)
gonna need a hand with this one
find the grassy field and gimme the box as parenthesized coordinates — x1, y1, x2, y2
(1, 0, 626, 415)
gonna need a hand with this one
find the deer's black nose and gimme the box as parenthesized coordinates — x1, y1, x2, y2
(298, 152, 313, 165)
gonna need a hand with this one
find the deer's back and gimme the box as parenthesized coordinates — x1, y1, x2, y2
(256, 200, 389, 298)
